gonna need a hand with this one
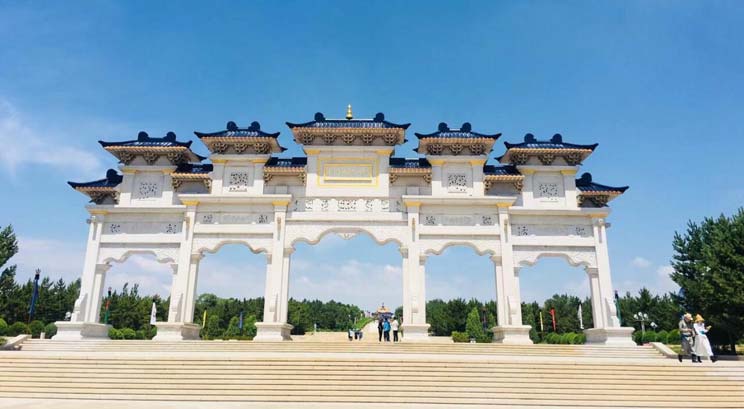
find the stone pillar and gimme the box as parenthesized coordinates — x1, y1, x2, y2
(254, 200, 293, 341)
(583, 216, 634, 346)
(154, 204, 200, 341)
(492, 204, 532, 344)
(54, 212, 112, 340)
(400, 201, 430, 341)
(586, 267, 605, 329)
(154, 254, 202, 341)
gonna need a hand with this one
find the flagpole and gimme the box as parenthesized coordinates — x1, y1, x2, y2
(539, 311, 544, 333)
(28, 269, 41, 325)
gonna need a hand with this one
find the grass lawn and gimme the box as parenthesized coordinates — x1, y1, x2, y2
(666, 344, 744, 355)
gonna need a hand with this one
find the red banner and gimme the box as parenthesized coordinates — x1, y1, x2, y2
(549, 308, 557, 332)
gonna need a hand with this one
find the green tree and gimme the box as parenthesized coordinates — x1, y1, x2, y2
(223, 316, 241, 339)
(242, 314, 257, 338)
(0, 225, 19, 321)
(466, 307, 487, 342)
(671, 208, 744, 352)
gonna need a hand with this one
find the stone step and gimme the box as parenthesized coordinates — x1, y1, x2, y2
(0, 390, 741, 409)
(3, 341, 740, 408)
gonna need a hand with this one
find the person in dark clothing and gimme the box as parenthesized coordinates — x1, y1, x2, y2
(378, 318, 383, 342)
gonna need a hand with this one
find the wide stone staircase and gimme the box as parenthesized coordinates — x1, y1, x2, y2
(1, 339, 743, 408)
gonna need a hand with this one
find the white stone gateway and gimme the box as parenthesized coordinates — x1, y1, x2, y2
(56, 107, 634, 345)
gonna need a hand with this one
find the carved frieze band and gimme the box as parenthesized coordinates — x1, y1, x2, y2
(292, 198, 402, 213)
(511, 224, 592, 238)
(105, 222, 183, 235)
(197, 213, 273, 225)
(422, 214, 497, 227)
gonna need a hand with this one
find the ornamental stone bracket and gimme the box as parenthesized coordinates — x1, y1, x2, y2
(285, 223, 408, 249)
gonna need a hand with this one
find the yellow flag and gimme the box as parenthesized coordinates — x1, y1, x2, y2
(202, 310, 207, 327)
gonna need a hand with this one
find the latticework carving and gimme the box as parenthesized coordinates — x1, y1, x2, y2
(538, 153, 555, 165)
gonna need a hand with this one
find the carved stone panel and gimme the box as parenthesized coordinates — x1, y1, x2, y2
(227, 171, 251, 192)
(447, 173, 467, 193)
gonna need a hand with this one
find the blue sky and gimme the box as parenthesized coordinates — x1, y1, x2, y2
(2, 1, 743, 311)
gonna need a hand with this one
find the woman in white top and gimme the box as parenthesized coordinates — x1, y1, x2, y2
(391, 318, 400, 342)
(693, 314, 716, 362)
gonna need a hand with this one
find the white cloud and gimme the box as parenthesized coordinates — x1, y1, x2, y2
(290, 258, 402, 311)
(631, 256, 652, 269)
(0, 99, 104, 178)
(615, 264, 679, 296)
(8, 236, 86, 283)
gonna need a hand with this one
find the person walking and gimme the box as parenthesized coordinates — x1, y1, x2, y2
(391, 317, 400, 342)
(378, 318, 383, 342)
(678, 313, 697, 363)
(383, 318, 391, 342)
(693, 314, 716, 363)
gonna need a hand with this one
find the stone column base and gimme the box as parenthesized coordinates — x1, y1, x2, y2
(52, 322, 112, 341)
(254, 322, 293, 341)
(153, 322, 201, 341)
(584, 327, 635, 346)
(492, 325, 533, 344)
(400, 323, 430, 342)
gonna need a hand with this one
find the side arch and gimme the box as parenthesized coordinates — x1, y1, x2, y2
(98, 243, 180, 265)
(193, 236, 272, 256)
(422, 238, 499, 257)
(513, 245, 598, 269)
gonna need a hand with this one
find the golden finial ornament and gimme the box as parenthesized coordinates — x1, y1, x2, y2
(346, 104, 353, 120)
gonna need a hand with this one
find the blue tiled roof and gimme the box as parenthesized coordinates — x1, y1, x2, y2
(483, 165, 521, 176)
(389, 158, 431, 168)
(575, 173, 628, 193)
(68, 169, 122, 189)
(415, 122, 500, 139)
(99, 131, 193, 148)
(194, 121, 280, 138)
(287, 112, 410, 130)
(504, 133, 598, 150)
(266, 157, 308, 167)
(174, 163, 214, 174)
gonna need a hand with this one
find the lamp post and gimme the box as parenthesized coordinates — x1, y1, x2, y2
(633, 312, 649, 337)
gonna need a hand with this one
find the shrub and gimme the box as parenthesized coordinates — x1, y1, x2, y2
(28, 320, 45, 338)
(108, 328, 122, 340)
(43, 323, 57, 338)
(574, 333, 586, 344)
(667, 329, 680, 344)
(544, 332, 560, 344)
(642, 331, 657, 344)
(9, 322, 29, 336)
(120, 328, 137, 340)
(562, 333, 577, 345)
(0, 337, 5, 347)
(0, 318, 8, 336)
(452, 331, 470, 343)
(633, 330, 643, 345)
(655, 330, 668, 345)
(135, 330, 147, 340)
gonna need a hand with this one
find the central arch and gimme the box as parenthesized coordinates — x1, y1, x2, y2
(286, 229, 404, 339)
